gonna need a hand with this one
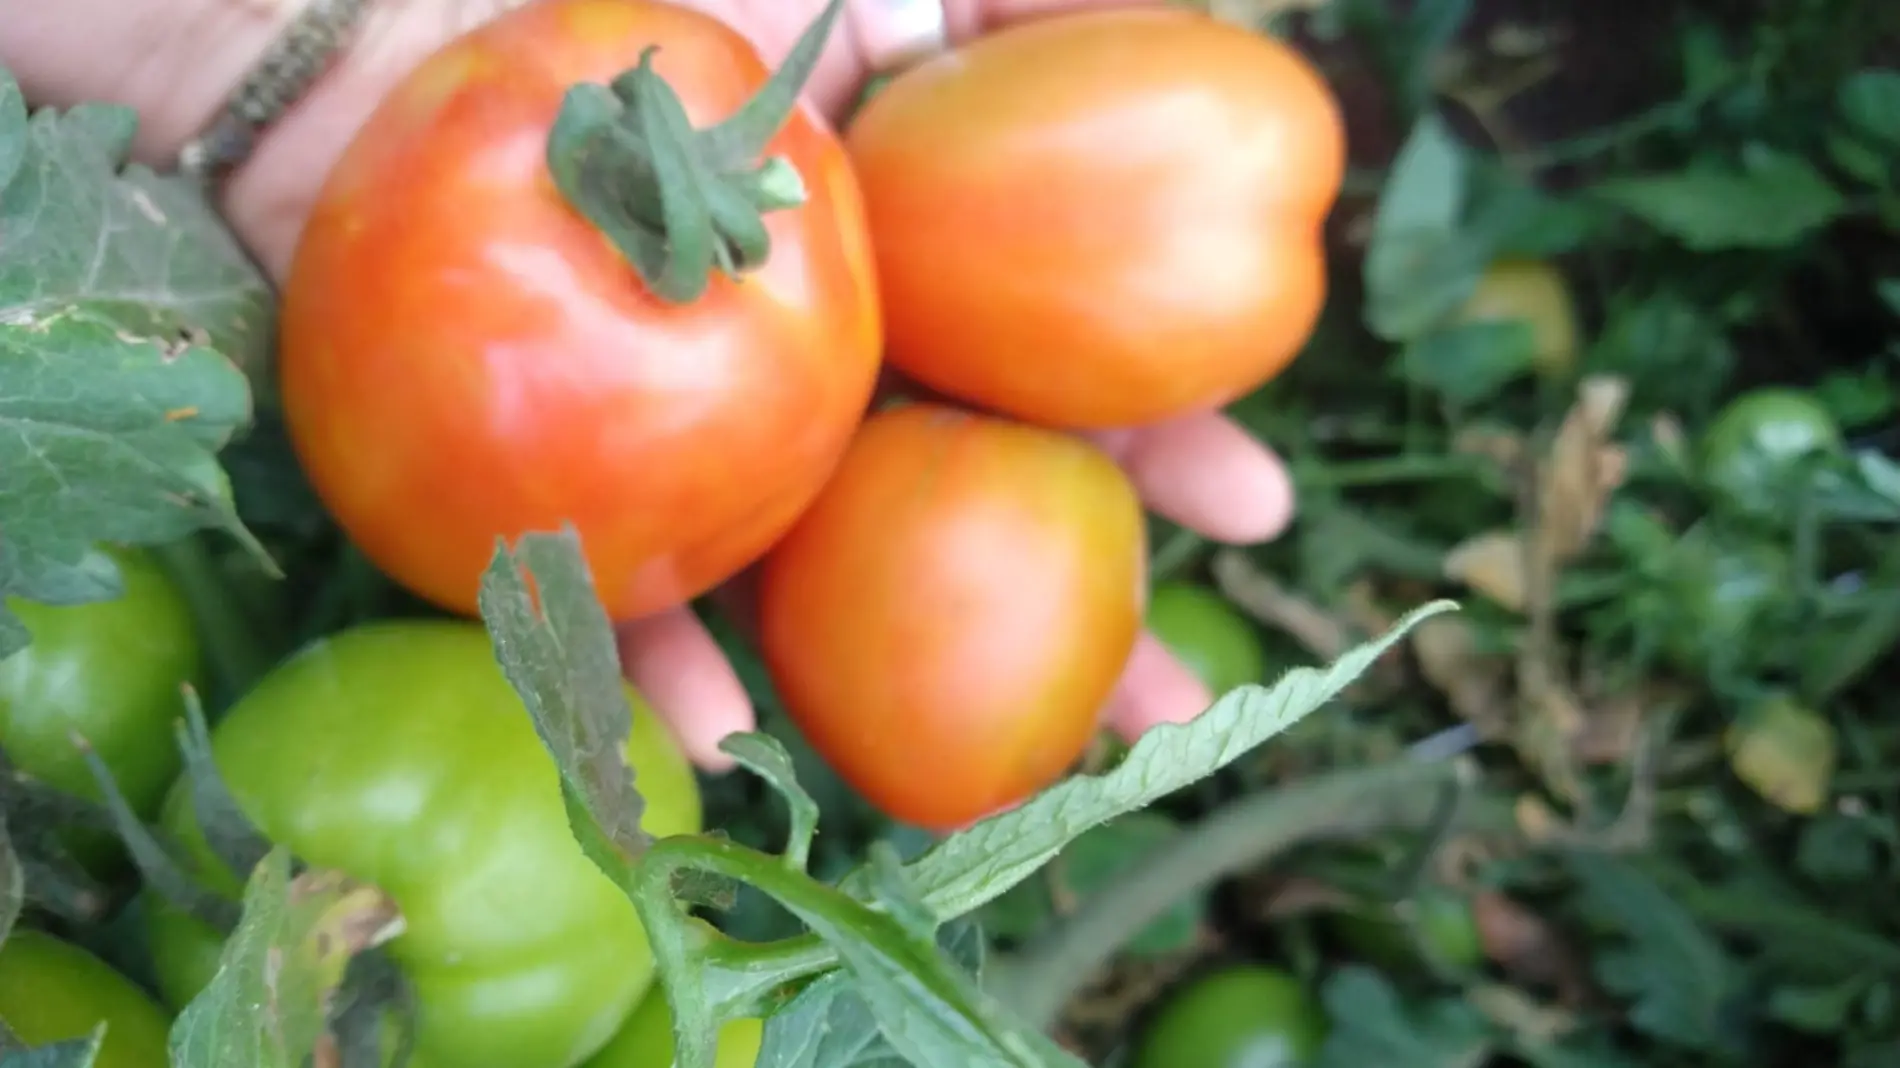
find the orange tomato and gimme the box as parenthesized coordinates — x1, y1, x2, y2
(845, 8, 1345, 430)
(279, 0, 881, 620)
(757, 403, 1146, 830)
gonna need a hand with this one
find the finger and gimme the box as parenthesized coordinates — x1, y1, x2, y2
(1086, 411, 1294, 545)
(1100, 630, 1214, 741)
(949, 0, 1158, 38)
(616, 606, 756, 772)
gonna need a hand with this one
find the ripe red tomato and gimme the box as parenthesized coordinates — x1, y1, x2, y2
(757, 403, 1146, 830)
(844, 9, 1345, 430)
(279, 0, 881, 620)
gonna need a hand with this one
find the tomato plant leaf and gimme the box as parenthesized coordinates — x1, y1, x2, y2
(76, 730, 241, 932)
(174, 687, 273, 882)
(1365, 116, 1485, 342)
(0, 93, 272, 376)
(757, 971, 910, 1068)
(1566, 851, 1745, 1053)
(1314, 967, 1493, 1068)
(752, 925, 1004, 1068)
(886, 600, 1456, 921)
(1839, 69, 1900, 149)
(1397, 320, 1539, 407)
(1591, 152, 1846, 251)
(721, 732, 820, 873)
(0, 1032, 103, 1068)
(0, 78, 272, 656)
(168, 849, 404, 1068)
(0, 305, 257, 658)
(478, 528, 651, 879)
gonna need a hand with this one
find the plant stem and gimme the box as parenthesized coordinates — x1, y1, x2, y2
(989, 759, 1481, 1031)
(151, 536, 280, 707)
(1293, 452, 1493, 489)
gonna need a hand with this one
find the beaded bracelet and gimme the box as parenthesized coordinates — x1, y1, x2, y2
(176, 0, 376, 181)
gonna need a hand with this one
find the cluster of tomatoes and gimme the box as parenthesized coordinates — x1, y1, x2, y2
(277, 0, 1347, 833)
(1, 2, 1349, 1066)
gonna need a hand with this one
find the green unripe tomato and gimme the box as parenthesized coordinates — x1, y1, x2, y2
(0, 929, 172, 1068)
(1700, 388, 1845, 514)
(1, 545, 202, 822)
(1132, 965, 1328, 1068)
(581, 983, 763, 1068)
(143, 620, 704, 1068)
(1145, 582, 1267, 696)
(1331, 888, 1483, 973)
(1449, 260, 1580, 377)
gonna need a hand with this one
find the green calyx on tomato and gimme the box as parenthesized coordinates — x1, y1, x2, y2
(0, 929, 173, 1068)
(758, 402, 1147, 831)
(581, 983, 762, 1068)
(143, 620, 704, 1068)
(1145, 581, 1266, 696)
(544, 0, 845, 304)
(1448, 260, 1580, 377)
(278, 0, 882, 624)
(1, 544, 202, 862)
(1132, 964, 1329, 1068)
(1700, 388, 1845, 513)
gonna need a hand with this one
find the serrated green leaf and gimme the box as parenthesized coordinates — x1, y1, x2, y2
(168, 848, 404, 1068)
(1839, 69, 1900, 148)
(0, 99, 272, 375)
(757, 971, 910, 1068)
(1592, 154, 1846, 250)
(0, 1032, 103, 1068)
(477, 527, 650, 881)
(0, 305, 255, 655)
(754, 921, 997, 1068)
(1566, 852, 1742, 1052)
(888, 601, 1456, 922)
(1314, 967, 1492, 1068)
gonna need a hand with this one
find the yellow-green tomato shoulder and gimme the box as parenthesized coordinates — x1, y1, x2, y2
(0, 929, 173, 1068)
(143, 620, 703, 1068)
(581, 983, 763, 1068)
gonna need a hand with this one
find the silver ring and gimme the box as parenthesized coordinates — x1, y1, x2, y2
(849, 0, 950, 74)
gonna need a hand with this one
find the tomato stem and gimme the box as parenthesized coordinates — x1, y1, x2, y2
(544, 0, 846, 304)
(987, 760, 1479, 1031)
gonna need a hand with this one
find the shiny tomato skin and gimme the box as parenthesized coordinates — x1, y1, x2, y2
(0, 544, 202, 869)
(581, 983, 762, 1068)
(279, 0, 882, 621)
(757, 403, 1146, 830)
(844, 9, 1345, 430)
(0, 929, 172, 1068)
(142, 621, 705, 1068)
(1132, 965, 1328, 1068)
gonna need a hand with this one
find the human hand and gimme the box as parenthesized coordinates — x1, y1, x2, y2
(3, 0, 1296, 771)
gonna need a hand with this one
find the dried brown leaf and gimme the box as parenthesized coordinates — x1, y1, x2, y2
(1467, 984, 1580, 1044)
(1472, 891, 1595, 1005)
(1444, 529, 1530, 611)
(1412, 616, 1511, 733)
(1536, 375, 1630, 565)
